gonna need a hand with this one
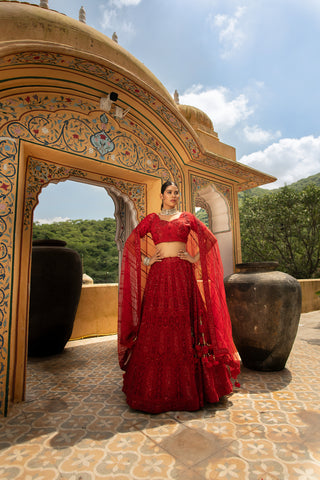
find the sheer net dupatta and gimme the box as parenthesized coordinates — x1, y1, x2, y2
(118, 215, 156, 370)
(187, 214, 241, 382)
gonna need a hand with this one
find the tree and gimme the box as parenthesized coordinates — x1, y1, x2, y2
(239, 185, 320, 278)
(195, 208, 209, 228)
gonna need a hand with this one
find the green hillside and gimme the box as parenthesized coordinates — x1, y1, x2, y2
(288, 171, 320, 190)
(239, 172, 320, 202)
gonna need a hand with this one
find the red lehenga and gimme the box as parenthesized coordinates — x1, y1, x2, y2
(118, 212, 240, 413)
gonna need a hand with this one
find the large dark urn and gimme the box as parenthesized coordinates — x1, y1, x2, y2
(28, 239, 82, 356)
(224, 262, 301, 371)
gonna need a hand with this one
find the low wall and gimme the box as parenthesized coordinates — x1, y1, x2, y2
(71, 284, 118, 339)
(71, 279, 320, 340)
(299, 279, 320, 313)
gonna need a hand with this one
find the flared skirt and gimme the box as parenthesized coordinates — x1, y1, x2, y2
(122, 257, 233, 413)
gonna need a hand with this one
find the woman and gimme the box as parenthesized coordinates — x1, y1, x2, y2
(118, 180, 240, 413)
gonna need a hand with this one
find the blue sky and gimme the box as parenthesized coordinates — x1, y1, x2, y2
(32, 0, 320, 222)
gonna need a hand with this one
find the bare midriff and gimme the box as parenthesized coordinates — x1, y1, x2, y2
(156, 241, 186, 258)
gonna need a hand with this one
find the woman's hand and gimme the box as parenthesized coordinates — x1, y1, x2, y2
(148, 250, 163, 266)
(177, 249, 199, 264)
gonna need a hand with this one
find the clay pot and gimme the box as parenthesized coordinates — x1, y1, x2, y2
(28, 239, 82, 356)
(224, 262, 301, 371)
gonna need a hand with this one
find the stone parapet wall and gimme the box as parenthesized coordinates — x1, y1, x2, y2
(71, 284, 118, 339)
(71, 279, 320, 341)
(298, 279, 320, 313)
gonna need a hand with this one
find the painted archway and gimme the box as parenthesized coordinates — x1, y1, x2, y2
(14, 149, 150, 406)
(0, 2, 276, 415)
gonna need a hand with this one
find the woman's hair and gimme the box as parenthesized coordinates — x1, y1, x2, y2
(160, 180, 178, 209)
(161, 180, 178, 194)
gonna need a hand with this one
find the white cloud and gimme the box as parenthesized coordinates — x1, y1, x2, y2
(243, 125, 282, 144)
(120, 20, 136, 35)
(34, 217, 70, 225)
(108, 0, 142, 6)
(180, 84, 253, 131)
(212, 6, 247, 58)
(99, 0, 140, 36)
(100, 9, 117, 30)
(239, 135, 320, 188)
(101, 10, 135, 35)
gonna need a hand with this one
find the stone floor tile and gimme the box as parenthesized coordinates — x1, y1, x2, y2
(194, 450, 250, 480)
(138, 416, 182, 443)
(159, 426, 228, 467)
(286, 462, 320, 479)
(228, 437, 276, 461)
(170, 462, 204, 480)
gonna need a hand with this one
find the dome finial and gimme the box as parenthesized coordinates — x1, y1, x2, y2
(178, 104, 217, 136)
(40, 0, 48, 8)
(79, 6, 86, 23)
(112, 32, 118, 43)
(174, 89, 179, 104)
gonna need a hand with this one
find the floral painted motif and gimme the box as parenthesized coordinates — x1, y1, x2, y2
(100, 177, 146, 221)
(196, 153, 266, 192)
(90, 114, 115, 157)
(0, 134, 18, 413)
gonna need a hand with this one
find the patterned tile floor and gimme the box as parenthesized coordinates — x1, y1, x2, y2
(1, 311, 320, 480)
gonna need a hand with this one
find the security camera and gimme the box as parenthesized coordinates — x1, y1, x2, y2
(109, 92, 118, 102)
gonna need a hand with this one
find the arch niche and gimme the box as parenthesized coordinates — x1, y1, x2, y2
(0, 2, 276, 415)
(194, 182, 233, 276)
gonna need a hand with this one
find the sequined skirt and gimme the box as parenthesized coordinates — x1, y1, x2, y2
(122, 257, 232, 413)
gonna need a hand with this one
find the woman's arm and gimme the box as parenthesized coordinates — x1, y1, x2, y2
(141, 250, 163, 266)
(177, 250, 199, 263)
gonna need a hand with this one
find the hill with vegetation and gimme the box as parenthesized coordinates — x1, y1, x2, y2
(238, 172, 320, 203)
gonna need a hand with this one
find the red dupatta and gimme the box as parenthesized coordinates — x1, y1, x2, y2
(118, 214, 155, 370)
(118, 212, 240, 380)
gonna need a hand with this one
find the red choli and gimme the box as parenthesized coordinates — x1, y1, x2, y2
(148, 212, 191, 244)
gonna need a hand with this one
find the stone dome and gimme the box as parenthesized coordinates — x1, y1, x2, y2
(177, 104, 217, 135)
(0, 1, 175, 106)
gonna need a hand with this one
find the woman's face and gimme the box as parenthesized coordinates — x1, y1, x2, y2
(160, 185, 179, 210)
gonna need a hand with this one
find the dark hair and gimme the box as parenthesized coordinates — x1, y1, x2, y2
(160, 180, 178, 209)
(161, 180, 177, 194)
